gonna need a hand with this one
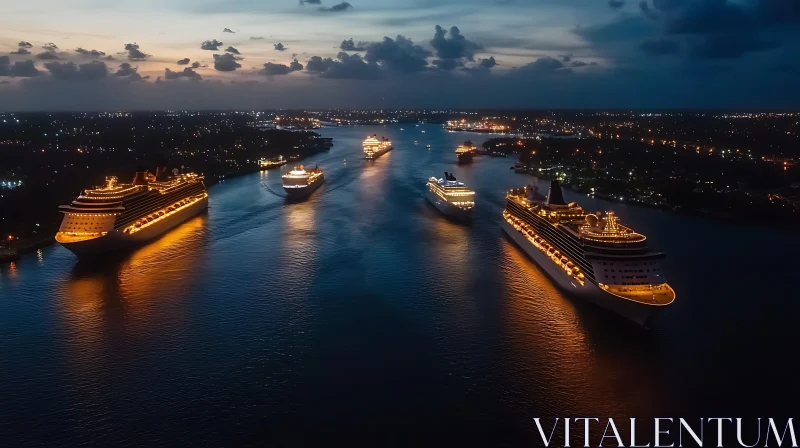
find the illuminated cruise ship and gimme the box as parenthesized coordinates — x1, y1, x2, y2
(363, 135, 393, 159)
(456, 141, 476, 164)
(258, 155, 287, 169)
(55, 168, 208, 258)
(425, 172, 475, 221)
(282, 165, 324, 199)
(501, 180, 675, 325)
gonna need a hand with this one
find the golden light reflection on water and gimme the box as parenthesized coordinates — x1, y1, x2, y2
(498, 237, 664, 419)
(57, 215, 209, 375)
(280, 201, 318, 288)
(425, 214, 472, 298)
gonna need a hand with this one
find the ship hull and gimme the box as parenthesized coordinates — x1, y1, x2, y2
(283, 176, 324, 200)
(364, 146, 392, 160)
(500, 219, 662, 326)
(425, 190, 472, 221)
(57, 196, 209, 259)
(457, 153, 474, 164)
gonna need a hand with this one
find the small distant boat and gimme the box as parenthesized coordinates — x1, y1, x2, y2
(426, 144, 431, 149)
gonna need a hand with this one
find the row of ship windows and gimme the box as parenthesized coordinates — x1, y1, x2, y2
(598, 261, 658, 266)
(603, 268, 660, 273)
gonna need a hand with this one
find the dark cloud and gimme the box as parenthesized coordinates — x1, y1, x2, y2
(42, 43, 58, 52)
(432, 59, 463, 70)
(640, 38, 680, 55)
(639, 1, 658, 19)
(0, 57, 41, 77)
(560, 54, 572, 62)
(223, 28, 235, 33)
(36, 52, 59, 60)
(573, 17, 654, 43)
(177, 58, 191, 65)
(430, 25, 481, 62)
(191, 61, 205, 69)
(363, 35, 431, 73)
(225, 46, 241, 55)
(300, 0, 322, 4)
(479, 56, 496, 68)
(18, 41, 33, 48)
(340, 38, 365, 52)
(305, 56, 330, 73)
(126, 72, 150, 82)
(274, 43, 287, 51)
(318, 2, 352, 12)
(212, 53, 241, 71)
(569, 60, 598, 67)
(261, 60, 302, 76)
(609, 0, 625, 9)
(44, 60, 108, 80)
(164, 67, 202, 81)
(115, 62, 138, 77)
(201, 39, 224, 51)
(250, 36, 265, 40)
(75, 48, 107, 58)
(630, 0, 799, 60)
(520, 56, 572, 74)
(690, 33, 777, 59)
(125, 43, 150, 61)
(306, 52, 382, 79)
(10, 48, 31, 55)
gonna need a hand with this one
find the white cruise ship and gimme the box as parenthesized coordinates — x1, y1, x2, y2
(501, 180, 675, 325)
(425, 172, 475, 221)
(55, 169, 208, 258)
(363, 135, 393, 159)
(282, 165, 324, 199)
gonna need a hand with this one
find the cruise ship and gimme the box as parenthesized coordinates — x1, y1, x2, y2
(501, 180, 675, 325)
(282, 165, 324, 199)
(55, 168, 208, 258)
(425, 172, 475, 221)
(456, 141, 476, 164)
(363, 135, 393, 159)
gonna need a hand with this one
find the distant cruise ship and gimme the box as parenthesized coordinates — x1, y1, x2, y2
(258, 155, 287, 169)
(282, 165, 324, 199)
(456, 141, 476, 164)
(55, 168, 208, 258)
(363, 135, 393, 159)
(425, 172, 475, 221)
(501, 180, 675, 325)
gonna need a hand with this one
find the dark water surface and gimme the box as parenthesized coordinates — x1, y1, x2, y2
(2, 124, 798, 447)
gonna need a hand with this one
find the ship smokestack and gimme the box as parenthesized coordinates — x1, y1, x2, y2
(132, 171, 149, 185)
(545, 179, 566, 206)
(155, 165, 168, 180)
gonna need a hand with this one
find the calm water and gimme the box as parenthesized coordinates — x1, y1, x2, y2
(1, 124, 798, 447)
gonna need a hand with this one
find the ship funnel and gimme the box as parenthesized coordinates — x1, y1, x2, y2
(545, 179, 566, 206)
(155, 165, 168, 180)
(132, 171, 149, 185)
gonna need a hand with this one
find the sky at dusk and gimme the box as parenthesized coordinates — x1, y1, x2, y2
(1, 0, 799, 110)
